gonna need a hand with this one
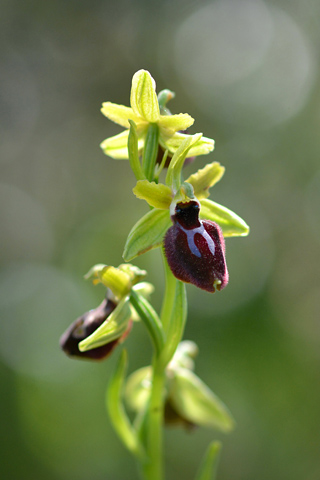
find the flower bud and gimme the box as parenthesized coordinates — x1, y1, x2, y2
(164, 200, 228, 292)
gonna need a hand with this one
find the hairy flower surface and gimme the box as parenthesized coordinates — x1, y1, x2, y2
(100, 69, 214, 159)
(164, 200, 228, 293)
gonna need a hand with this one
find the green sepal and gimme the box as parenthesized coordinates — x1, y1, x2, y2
(123, 209, 171, 261)
(166, 134, 203, 192)
(78, 297, 131, 352)
(194, 441, 222, 480)
(186, 162, 225, 200)
(159, 281, 187, 367)
(200, 198, 250, 237)
(169, 368, 235, 432)
(106, 350, 146, 460)
(133, 180, 172, 209)
(128, 120, 146, 180)
(130, 70, 160, 123)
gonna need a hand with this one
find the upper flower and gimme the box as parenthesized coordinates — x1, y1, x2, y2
(122, 135, 249, 292)
(100, 69, 214, 160)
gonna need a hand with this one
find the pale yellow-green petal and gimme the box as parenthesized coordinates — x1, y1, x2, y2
(158, 113, 194, 134)
(130, 70, 160, 123)
(100, 130, 146, 159)
(101, 102, 143, 128)
(133, 180, 172, 209)
(161, 132, 215, 156)
(186, 162, 225, 199)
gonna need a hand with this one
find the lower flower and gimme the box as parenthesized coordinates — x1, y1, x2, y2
(60, 296, 132, 361)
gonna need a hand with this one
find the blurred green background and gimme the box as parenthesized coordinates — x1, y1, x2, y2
(1, 0, 320, 479)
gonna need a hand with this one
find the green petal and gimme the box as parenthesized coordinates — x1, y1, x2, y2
(79, 298, 131, 352)
(130, 70, 160, 123)
(123, 209, 171, 261)
(101, 102, 143, 128)
(133, 180, 172, 209)
(162, 132, 215, 156)
(170, 368, 235, 432)
(125, 366, 152, 412)
(200, 199, 250, 237)
(158, 113, 194, 134)
(186, 162, 225, 199)
(100, 130, 145, 159)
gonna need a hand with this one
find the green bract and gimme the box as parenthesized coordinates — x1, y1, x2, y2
(100, 69, 214, 159)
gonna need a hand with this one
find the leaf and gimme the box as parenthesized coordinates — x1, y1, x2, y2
(200, 198, 250, 237)
(107, 350, 146, 459)
(170, 368, 235, 432)
(186, 162, 225, 199)
(133, 180, 172, 209)
(195, 441, 222, 480)
(123, 209, 171, 261)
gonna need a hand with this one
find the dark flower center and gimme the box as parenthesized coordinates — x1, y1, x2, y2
(174, 201, 201, 230)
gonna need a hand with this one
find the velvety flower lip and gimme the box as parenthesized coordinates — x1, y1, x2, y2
(100, 69, 214, 159)
(164, 200, 229, 293)
(60, 297, 132, 361)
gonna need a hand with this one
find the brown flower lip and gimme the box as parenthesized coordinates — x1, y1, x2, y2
(164, 201, 229, 293)
(60, 297, 129, 361)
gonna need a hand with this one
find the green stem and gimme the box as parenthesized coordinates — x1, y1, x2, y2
(160, 252, 177, 333)
(140, 356, 165, 480)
